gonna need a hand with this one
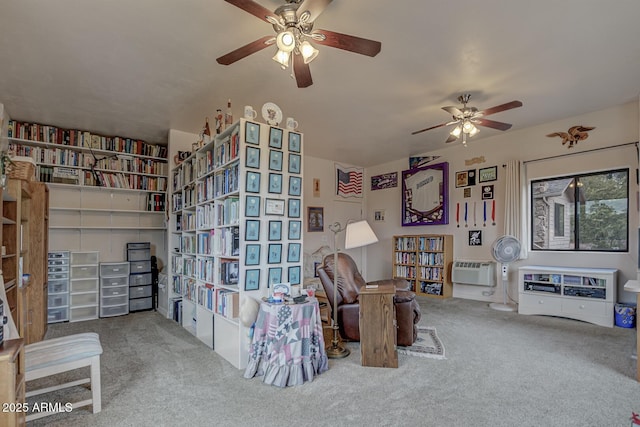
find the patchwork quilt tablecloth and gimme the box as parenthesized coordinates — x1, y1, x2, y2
(244, 298, 328, 387)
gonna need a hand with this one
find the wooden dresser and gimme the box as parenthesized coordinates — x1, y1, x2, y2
(0, 338, 26, 427)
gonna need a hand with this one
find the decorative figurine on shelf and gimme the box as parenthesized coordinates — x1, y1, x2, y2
(215, 109, 224, 134)
(199, 117, 211, 147)
(225, 99, 233, 128)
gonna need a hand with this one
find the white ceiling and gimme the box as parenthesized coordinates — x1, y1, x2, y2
(1, 0, 639, 167)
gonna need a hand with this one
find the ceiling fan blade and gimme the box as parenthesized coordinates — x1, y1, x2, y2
(475, 118, 513, 131)
(293, 54, 313, 88)
(445, 134, 459, 143)
(312, 29, 381, 57)
(411, 122, 449, 135)
(478, 100, 523, 116)
(442, 106, 463, 117)
(224, 0, 279, 23)
(216, 36, 275, 65)
(297, 0, 333, 23)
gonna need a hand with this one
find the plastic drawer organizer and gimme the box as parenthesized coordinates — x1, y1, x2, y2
(127, 242, 153, 312)
(99, 262, 130, 317)
(47, 251, 70, 323)
(69, 251, 100, 322)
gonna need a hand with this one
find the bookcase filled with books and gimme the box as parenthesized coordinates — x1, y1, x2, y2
(393, 234, 453, 298)
(4, 119, 168, 262)
(168, 118, 304, 369)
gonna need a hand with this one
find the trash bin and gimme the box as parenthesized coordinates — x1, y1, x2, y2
(614, 303, 636, 328)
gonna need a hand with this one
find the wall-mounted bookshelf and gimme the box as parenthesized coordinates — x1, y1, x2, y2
(4, 119, 168, 263)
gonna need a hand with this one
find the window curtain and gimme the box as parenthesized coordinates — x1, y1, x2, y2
(503, 160, 528, 259)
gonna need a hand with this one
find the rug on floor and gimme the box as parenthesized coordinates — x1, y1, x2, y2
(397, 326, 445, 359)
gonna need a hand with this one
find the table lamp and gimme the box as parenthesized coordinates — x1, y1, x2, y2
(326, 219, 379, 359)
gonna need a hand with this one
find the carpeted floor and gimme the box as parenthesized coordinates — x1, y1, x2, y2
(26, 297, 640, 427)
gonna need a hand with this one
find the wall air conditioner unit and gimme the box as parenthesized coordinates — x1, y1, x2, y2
(451, 260, 496, 287)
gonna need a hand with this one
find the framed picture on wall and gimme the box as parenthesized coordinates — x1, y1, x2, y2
(245, 196, 260, 217)
(245, 146, 260, 169)
(268, 267, 282, 286)
(245, 220, 260, 241)
(402, 161, 449, 226)
(245, 122, 260, 145)
(479, 166, 498, 182)
(287, 243, 301, 262)
(268, 244, 282, 264)
(288, 220, 301, 240)
(288, 198, 301, 218)
(288, 153, 301, 174)
(268, 220, 282, 241)
(269, 150, 283, 171)
(246, 171, 261, 193)
(269, 173, 283, 194)
(288, 132, 301, 153)
(245, 269, 260, 291)
(245, 244, 261, 266)
(288, 266, 301, 285)
(269, 127, 283, 149)
(289, 176, 302, 196)
(307, 207, 324, 232)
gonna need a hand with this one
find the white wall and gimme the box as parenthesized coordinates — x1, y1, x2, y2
(364, 101, 639, 303)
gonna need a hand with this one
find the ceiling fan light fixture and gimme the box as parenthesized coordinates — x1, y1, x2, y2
(272, 49, 290, 68)
(462, 120, 474, 133)
(300, 40, 319, 64)
(450, 125, 462, 138)
(468, 125, 480, 137)
(276, 30, 296, 52)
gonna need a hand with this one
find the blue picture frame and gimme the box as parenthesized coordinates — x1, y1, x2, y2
(288, 220, 301, 240)
(245, 244, 261, 266)
(287, 243, 301, 262)
(245, 269, 260, 291)
(245, 195, 260, 217)
(246, 171, 261, 193)
(288, 153, 301, 174)
(288, 198, 300, 218)
(288, 176, 301, 196)
(245, 220, 260, 241)
(268, 220, 282, 241)
(288, 266, 301, 285)
(268, 267, 282, 287)
(269, 173, 283, 194)
(269, 127, 283, 149)
(288, 132, 301, 153)
(269, 150, 283, 171)
(245, 121, 260, 145)
(245, 146, 260, 169)
(268, 243, 282, 264)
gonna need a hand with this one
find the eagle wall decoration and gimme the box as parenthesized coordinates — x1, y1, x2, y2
(546, 125, 595, 148)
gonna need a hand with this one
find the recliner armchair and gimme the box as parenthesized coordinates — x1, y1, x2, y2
(317, 253, 421, 347)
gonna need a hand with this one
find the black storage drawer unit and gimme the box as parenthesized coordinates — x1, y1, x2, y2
(127, 242, 153, 312)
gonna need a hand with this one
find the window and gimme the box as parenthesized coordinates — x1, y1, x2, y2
(553, 203, 565, 237)
(531, 168, 628, 251)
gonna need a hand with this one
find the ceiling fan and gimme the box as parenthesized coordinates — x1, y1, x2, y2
(411, 94, 523, 146)
(216, 0, 382, 88)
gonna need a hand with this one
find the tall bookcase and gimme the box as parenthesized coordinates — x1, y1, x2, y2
(393, 234, 453, 298)
(169, 118, 304, 369)
(5, 120, 168, 263)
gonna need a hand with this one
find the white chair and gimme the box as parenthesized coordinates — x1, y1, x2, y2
(24, 332, 103, 421)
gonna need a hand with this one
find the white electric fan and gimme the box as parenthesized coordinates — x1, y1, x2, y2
(490, 235, 522, 312)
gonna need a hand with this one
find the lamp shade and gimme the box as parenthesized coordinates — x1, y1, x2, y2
(344, 220, 378, 249)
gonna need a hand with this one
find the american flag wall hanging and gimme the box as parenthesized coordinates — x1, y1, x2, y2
(336, 164, 363, 198)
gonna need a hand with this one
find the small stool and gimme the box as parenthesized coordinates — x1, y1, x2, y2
(24, 332, 103, 421)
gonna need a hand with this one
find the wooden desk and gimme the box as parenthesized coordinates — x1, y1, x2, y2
(359, 283, 398, 368)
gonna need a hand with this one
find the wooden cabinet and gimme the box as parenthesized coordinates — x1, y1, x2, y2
(0, 338, 26, 427)
(359, 283, 397, 368)
(393, 234, 453, 298)
(518, 265, 617, 327)
(26, 182, 48, 342)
